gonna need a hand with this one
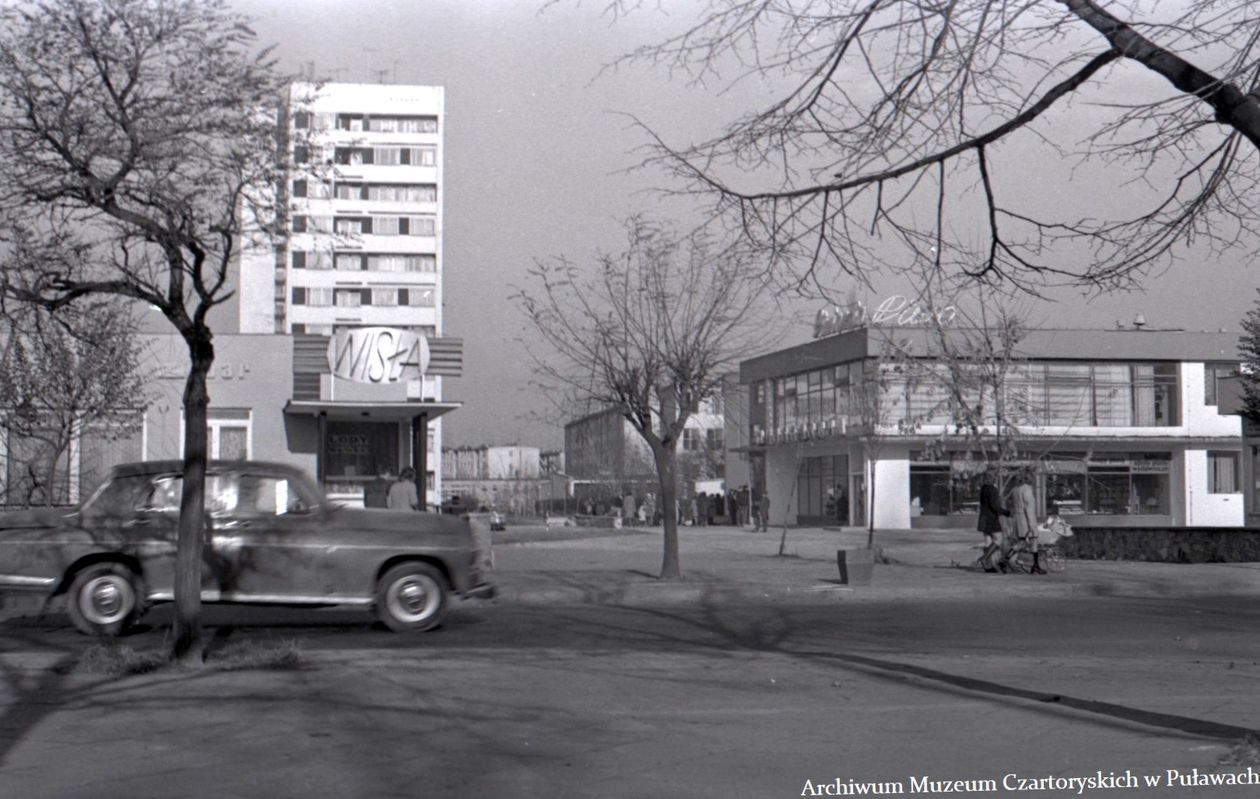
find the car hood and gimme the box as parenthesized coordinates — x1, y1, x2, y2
(0, 507, 78, 531)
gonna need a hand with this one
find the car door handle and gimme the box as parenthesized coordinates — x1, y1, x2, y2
(217, 520, 254, 530)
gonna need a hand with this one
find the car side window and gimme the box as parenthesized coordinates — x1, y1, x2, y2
(238, 475, 312, 516)
(142, 475, 239, 516)
(143, 477, 182, 513)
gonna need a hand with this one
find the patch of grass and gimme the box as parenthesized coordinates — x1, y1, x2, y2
(64, 643, 172, 676)
(63, 638, 304, 676)
(1219, 734, 1260, 766)
(207, 638, 304, 672)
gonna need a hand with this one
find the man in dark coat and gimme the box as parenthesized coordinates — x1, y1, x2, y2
(977, 472, 1011, 572)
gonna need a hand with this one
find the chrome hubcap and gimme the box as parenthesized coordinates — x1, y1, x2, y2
(81, 575, 134, 625)
(387, 575, 439, 622)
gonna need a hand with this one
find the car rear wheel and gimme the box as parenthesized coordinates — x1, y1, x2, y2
(374, 563, 448, 632)
(66, 563, 144, 637)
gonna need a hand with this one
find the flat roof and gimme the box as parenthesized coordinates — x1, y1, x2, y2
(284, 400, 461, 422)
(740, 325, 1241, 383)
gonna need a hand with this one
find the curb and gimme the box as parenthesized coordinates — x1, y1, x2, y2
(483, 572, 1260, 607)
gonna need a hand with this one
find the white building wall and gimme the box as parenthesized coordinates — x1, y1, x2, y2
(1182, 363, 1244, 526)
(870, 450, 912, 530)
(1184, 449, 1245, 526)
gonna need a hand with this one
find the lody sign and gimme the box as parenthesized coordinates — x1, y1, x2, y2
(813, 295, 958, 339)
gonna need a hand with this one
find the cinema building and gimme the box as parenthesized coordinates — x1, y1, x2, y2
(739, 311, 1245, 530)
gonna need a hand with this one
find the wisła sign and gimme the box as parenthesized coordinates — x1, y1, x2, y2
(327, 327, 430, 384)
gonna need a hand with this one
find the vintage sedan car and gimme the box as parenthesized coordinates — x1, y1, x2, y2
(0, 460, 494, 636)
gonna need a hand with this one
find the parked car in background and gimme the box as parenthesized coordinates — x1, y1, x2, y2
(0, 461, 494, 636)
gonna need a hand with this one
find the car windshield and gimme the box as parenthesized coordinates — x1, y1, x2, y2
(81, 474, 155, 517)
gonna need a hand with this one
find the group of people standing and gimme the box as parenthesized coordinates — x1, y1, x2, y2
(977, 469, 1044, 574)
(363, 467, 422, 511)
(587, 485, 772, 531)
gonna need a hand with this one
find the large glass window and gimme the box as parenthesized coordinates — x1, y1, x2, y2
(325, 421, 398, 480)
(207, 410, 250, 460)
(1205, 363, 1239, 406)
(796, 455, 848, 521)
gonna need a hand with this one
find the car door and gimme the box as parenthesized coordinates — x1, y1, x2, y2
(128, 473, 220, 598)
(210, 471, 334, 601)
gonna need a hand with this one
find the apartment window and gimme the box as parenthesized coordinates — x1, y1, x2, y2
(407, 216, 436, 236)
(373, 216, 400, 235)
(367, 116, 438, 133)
(306, 287, 333, 306)
(373, 288, 399, 306)
(291, 215, 307, 233)
(335, 254, 363, 271)
(293, 146, 309, 164)
(373, 147, 401, 165)
(406, 288, 435, 307)
(293, 111, 311, 130)
(335, 218, 363, 235)
(306, 180, 332, 199)
(334, 289, 362, 308)
(336, 183, 365, 200)
(706, 428, 725, 450)
(682, 428, 701, 451)
(408, 146, 436, 166)
(1209, 451, 1240, 493)
(367, 254, 404, 272)
(407, 254, 436, 272)
(365, 184, 437, 203)
(307, 251, 333, 271)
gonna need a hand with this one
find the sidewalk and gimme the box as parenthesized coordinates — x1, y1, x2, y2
(484, 523, 1260, 606)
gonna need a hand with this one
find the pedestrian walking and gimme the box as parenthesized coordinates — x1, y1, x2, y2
(756, 490, 770, 532)
(976, 471, 1010, 572)
(364, 466, 394, 508)
(387, 467, 421, 511)
(1009, 469, 1044, 574)
(696, 492, 708, 527)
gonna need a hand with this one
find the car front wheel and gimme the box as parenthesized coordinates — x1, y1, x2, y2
(374, 563, 448, 632)
(66, 563, 144, 637)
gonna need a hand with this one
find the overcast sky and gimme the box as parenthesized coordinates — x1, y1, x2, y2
(239, 0, 1259, 450)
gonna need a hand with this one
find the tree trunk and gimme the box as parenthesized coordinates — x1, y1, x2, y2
(655, 444, 682, 579)
(173, 332, 214, 665)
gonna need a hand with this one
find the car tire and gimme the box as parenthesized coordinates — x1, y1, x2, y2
(374, 562, 448, 632)
(66, 563, 145, 637)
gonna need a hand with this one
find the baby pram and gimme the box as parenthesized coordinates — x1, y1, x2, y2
(1006, 516, 1073, 574)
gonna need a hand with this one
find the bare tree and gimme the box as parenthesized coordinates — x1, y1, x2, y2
(0, 303, 146, 507)
(1239, 289, 1260, 421)
(0, 0, 293, 663)
(617, 1, 1260, 293)
(516, 218, 780, 578)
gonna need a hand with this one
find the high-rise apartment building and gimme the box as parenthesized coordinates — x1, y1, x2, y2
(230, 82, 460, 506)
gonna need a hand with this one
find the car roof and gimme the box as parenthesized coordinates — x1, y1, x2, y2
(108, 460, 312, 480)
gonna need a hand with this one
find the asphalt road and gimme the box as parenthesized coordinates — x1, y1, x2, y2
(2, 595, 1257, 798)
